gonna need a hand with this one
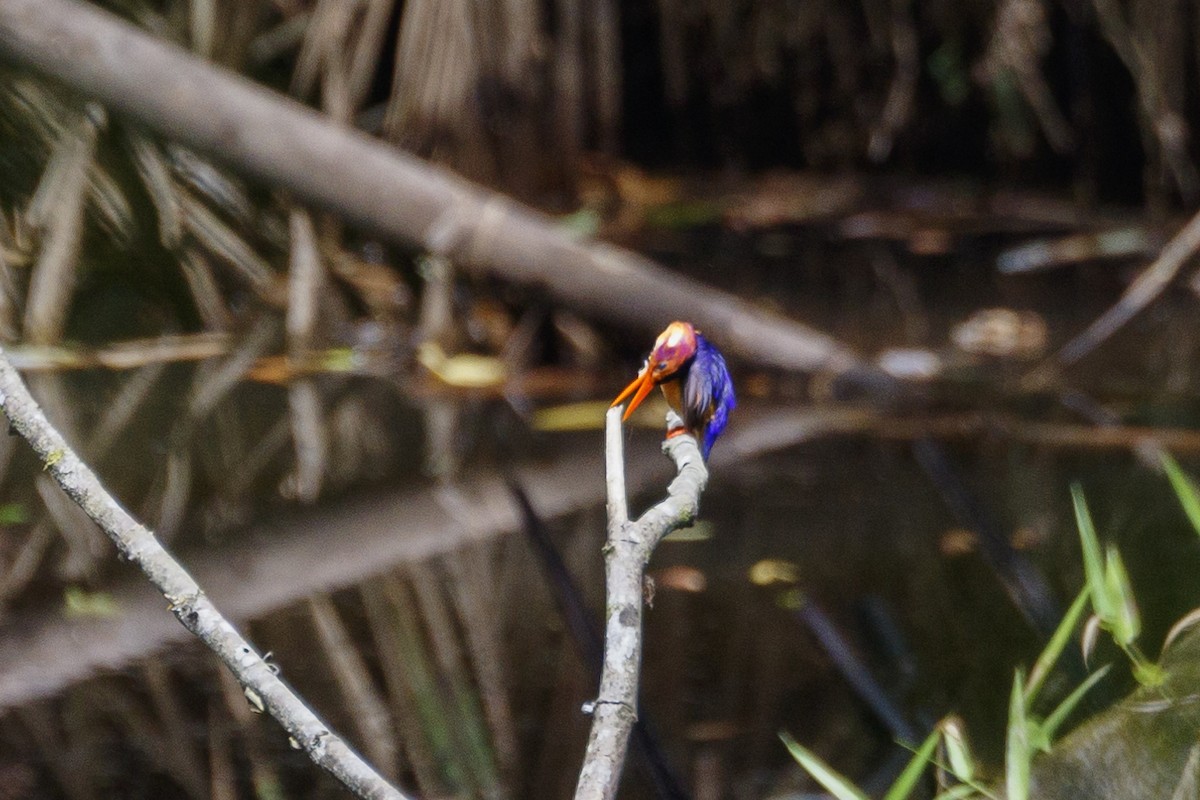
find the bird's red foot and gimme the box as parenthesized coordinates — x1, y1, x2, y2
(666, 426, 688, 439)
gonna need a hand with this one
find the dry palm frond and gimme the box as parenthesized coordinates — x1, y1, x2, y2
(361, 579, 446, 794)
(291, 0, 356, 102)
(165, 144, 256, 227)
(127, 131, 184, 248)
(407, 558, 505, 797)
(35, 475, 105, 582)
(867, 0, 920, 162)
(215, 665, 284, 799)
(23, 107, 96, 232)
(179, 248, 233, 330)
(180, 191, 278, 297)
(345, 0, 395, 112)
(286, 379, 328, 502)
(142, 660, 208, 800)
(1, 76, 73, 150)
(0, 210, 22, 342)
(0, 524, 55, 610)
(307, 594, 399, 779)
(22, 106, 101, 345)
(286, 208, 323, 354)
(248, 9, 311, 66)
(445, 543, 519, 779)
(386, 0, 493, 178)
(979, 0, 1074, 155)
(84, 155, 135, 242)
(189, 0, 219, 59)
(1091, 0, 1196, 201)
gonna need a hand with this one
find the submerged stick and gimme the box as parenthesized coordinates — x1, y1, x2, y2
(574, 408, 708, 800)
(0, 345, 410, 800)
(1026, 208, 1200, 386)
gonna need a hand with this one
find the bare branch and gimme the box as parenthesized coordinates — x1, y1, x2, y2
(0, 344, 411, 800)
(574, 408, 708, 799)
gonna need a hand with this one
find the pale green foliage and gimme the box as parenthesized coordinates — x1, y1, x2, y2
(781, 485, 1162, 800)
(1071, 483, 1163, 686)
(778, 732, 869, 800)
(1160, 451, 1200, 538)
(1006, 671, 1031, 800)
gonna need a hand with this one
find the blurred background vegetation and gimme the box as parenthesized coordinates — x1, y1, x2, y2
(2, 0, 1200, 798)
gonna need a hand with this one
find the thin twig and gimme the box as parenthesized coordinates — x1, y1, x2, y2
(1025, 207, 1200, 387)
(0, 345, 410, 800)
(574, 408, 708, 800)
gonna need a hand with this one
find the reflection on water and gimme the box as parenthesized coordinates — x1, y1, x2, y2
(0, 225, 1199, 799)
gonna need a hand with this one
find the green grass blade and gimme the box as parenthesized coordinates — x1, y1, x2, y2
(1071, 484, 1113, 622)
(1104, 545, 1140, 647)
(1005, 671, 1031, 800)
(883, 728, 941, 800)
(780, 731, 870, 800)
(935, 786, 985, 799)
(1161, 451, 1200, 538)
(1040, 664, 1112, 746)
(940, 716, 975, 784)
(1025, 586, 1091, 703)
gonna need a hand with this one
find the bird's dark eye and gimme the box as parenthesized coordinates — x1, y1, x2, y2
(656, 360, 668, 371)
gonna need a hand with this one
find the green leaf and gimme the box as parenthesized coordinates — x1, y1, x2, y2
(1039, 664, 1111, 746)
(1025, 717, 1050, 755)
(317, 347, 359, 372)
(883, 728, 941, 800)
(644, 201, 721, 230)
(1161, 451, 1200, 538)
(780, 731, 870, 800)
(1005, 671, 1031, 800)
(557, 208, 601, 238)
(1131, 659, 1165, 687)
(1025, 586, 1091, 703)
(1071, 484, 1113, 623)
(939, 716, 975, 784)
(530, 401, 611, 432)
(63, 587, 120, 618)
(0, 503, 27, 524)
(1103, 545, 1140, 647)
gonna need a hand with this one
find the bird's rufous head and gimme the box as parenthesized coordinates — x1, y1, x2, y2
(611, 321, 699, 420)
(647, 321, 698, 379)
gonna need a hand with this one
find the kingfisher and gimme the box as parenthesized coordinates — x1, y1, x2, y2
(611, 321, 735, 459)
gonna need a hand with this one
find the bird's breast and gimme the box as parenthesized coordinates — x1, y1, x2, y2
(659, 379, 684, 416)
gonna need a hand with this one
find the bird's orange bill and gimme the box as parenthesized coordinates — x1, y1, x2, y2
(611, 368, 657, 421)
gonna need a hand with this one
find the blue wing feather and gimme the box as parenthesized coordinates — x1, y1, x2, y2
(683, 335, 735, 458)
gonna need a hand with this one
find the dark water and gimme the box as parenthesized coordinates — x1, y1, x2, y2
(0, 221, 1198, 799)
